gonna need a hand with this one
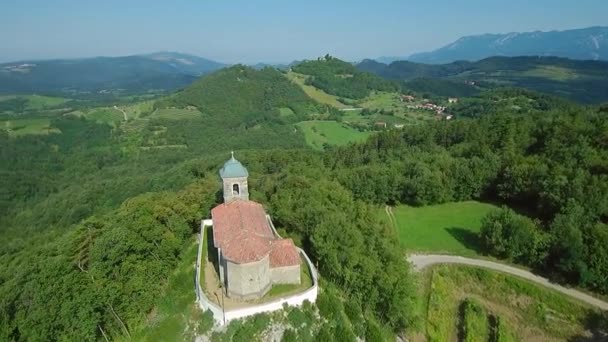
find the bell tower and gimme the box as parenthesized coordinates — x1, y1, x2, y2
(220, 152, 249, 203)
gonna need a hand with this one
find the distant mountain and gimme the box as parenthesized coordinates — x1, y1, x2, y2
(0, 52, 226, 97)
(407, 26, 608, 64)
(374, 56, 408, 64)
(357, 56, 608, 104)
(141, 52, 226, 75)
(249, 62, 292, 70)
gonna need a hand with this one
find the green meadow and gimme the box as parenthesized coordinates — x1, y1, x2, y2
(1, 118, 60, 136)
(151, 108, 203, 120)
(286, 71, 349, 109)
(296, 120, 371, 150)
(385, 201, 499, 256)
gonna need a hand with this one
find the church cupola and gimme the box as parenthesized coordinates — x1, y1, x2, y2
(219, 152, 249, 203)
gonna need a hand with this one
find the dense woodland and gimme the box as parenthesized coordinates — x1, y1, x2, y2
(1, 61, 608, 340)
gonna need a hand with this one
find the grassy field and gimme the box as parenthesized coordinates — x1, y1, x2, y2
(84, 108, 124, 124)
(121, 100, 155, 120)
(0, 94, 69, 114)
(296, 120, 371, 150)
(23, 95, 69, 109)
(417, 265, 600, 341)
(357, 91, 438, 122)
(385, 201, 499, 256)
(1, 118, 61, 136)
(286, 71, 349, 109)
(150, 108, 202, 120)
(522, 65, 583, 81)
(278, 107, 295, 117)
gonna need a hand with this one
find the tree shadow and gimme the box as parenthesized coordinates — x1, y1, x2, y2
(568, 311, 608, 342)
(445, 226, 483, 253)
(457, 300, 466, 342)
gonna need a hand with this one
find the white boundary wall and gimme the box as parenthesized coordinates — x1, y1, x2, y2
(196, 218, 319, 326)
(195, 220, 224, 325)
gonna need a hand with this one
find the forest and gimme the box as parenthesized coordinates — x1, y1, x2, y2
(1, 61, 607, 340)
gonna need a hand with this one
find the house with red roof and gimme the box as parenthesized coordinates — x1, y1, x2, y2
(210, 153, 301, 300)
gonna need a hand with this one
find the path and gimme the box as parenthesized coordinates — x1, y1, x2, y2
(339, 107, 363, 111)
(408, 254, 608, 311)
(385, 205, 397, 229)
(113, 106, 127, 121)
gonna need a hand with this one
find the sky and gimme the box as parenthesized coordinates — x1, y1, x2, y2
(1, 0, 606, 64)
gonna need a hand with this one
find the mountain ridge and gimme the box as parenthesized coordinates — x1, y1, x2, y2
(406, 26, 608, 64)
(375, 26, 608, 64)
(357, 55, 608, 104)
(0, 52, 227, 96)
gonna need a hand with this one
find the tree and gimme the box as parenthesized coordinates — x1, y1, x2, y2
(479, 208, 548, 266)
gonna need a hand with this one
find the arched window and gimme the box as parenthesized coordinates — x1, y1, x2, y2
(232, 183, 240, 195)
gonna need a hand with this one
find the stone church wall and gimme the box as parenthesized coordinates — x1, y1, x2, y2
(270, 264, 301, 284)
(222, 176, 249, 203)
(226, 255, 271, 300)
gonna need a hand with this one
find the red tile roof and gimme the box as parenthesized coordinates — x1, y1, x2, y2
(270, 239, 300, 267)
(211, 200, 299, 266)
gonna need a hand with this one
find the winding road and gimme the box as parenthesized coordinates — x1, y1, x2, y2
(113, 106, 128, 121)
(408, 254, 608, 311)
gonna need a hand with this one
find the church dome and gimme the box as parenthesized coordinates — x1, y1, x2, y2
(220, 152, 249, 178)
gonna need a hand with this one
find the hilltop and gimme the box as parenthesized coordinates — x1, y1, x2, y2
(405, 26, 608, 64)
(358, 56, 608, 103)
(291, 55, 398, 99)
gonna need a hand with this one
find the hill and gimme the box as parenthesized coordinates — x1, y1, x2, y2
(156, 65, 319, 127)
(0, 52, 226, 97)
(407, 26, 608, 64)
(291, 55, 398, 99)
(357, 56, 608, 103)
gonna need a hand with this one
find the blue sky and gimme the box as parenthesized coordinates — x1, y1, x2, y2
(1, 0, 606, 63)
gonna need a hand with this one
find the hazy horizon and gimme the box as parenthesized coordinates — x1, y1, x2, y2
(1, 0, 607, 64)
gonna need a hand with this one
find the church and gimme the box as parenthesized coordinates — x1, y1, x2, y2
(210, 153, 301, 300)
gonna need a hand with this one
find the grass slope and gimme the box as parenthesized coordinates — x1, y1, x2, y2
(151, 108, 202, 120)
(296, 120, 371, 150)
(0, 118, 61, 136)
(418, 265, 601, 341)
(286, 71, 348, 109)
(388, 201, 498, 256)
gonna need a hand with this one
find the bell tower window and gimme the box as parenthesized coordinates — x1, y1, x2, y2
(233, 183, 240, 195)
